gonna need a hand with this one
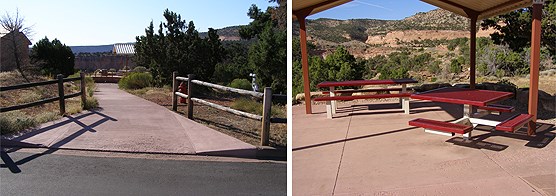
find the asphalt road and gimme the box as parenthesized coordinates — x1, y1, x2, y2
(0, 150, 286, 195)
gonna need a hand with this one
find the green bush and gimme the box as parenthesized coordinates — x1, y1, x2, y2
(118, 72, 153, 89)
(85, 76, 95, 97)
(83, 97, 99, 110)
(292, 46, 365, 96)
(478, 63, 489, 76)
(447, 37, 468, 51)
(132, 66, 148, 73)
(376, 52, 411, 79)
(450, 57, 463, 73)
(229, 78, 252, 91)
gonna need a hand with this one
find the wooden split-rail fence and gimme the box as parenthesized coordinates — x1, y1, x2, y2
(171, 72, 287, 146)
(0, 73, 86, 115)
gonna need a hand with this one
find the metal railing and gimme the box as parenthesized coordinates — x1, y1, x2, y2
(171, 72, 287, 146)
(0, 73, 86, 115)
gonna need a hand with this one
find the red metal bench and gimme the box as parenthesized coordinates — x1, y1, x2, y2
(477, 104, 515, 114)
(409, 118, 473, 135)
(314, 93, 411, 101)
(316, 79, 417, 118)
(317, 79, 418, 88)
(321, 88, 404, 95)
(495, 114, 534, 132)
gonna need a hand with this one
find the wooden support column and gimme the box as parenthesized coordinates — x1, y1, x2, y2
(529, 0, 543, 124)
(469, 15, 477, 89)
(295, 10, 313, 114)
(187, 74, 195, 119)
(172, 71, 178, 111)
(57, 74, 66, 115)
(80, 72, 86, 107)
(261, 87, 272, 146)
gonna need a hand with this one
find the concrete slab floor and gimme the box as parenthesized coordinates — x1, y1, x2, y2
(293, 100, 555, 196)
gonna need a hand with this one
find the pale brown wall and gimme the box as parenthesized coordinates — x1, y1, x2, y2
(75, 55, 136, 72)
(0, 32, 31, 72)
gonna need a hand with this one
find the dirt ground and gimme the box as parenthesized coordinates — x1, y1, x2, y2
(126, 87, 287, 148)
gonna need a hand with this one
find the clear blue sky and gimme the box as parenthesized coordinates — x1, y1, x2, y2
(0, 0, 274, 46)
(307, 0, 438, 20)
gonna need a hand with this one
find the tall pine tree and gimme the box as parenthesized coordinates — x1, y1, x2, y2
(135, 9, 224, 86)
(240, 1, 287, 94)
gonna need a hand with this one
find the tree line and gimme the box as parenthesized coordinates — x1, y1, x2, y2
(134, 0, 286, 94)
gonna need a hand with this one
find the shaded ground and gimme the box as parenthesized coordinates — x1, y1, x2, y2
(126, 87, 287, 147)
(293, 100, 555, 195)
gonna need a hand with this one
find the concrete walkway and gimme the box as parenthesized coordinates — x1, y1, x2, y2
(2, 84, 256, 158)
(293, 100, 555, 195)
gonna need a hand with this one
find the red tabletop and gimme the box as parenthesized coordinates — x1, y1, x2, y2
(410, 87, 513, 107)
(317, 78, 417, 88)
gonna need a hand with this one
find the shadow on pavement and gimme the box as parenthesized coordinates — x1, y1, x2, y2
(0, 110, 117, 173)
(293, 126, 417, 152)
(0, 150, 21, 173)
(446, 123, 555, 151)
(328, 101, 449, 118)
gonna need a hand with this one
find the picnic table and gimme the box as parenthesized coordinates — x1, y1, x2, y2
(314, 78, 418, 118)
(409, 87, 534, 138)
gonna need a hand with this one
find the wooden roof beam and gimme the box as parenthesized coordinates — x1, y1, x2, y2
(437, 0, 479, 17)
(293, 0, 344, 19)
(480, 0, 526, 15)
(481, 0, 523, 14)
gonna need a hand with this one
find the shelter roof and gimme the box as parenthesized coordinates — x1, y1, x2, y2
(292, 0, 352, 20)
(292, 0, 534, 20)
(422, 0, 532, 20)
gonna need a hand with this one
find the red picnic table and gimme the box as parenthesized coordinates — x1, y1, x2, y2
(409, 87, 534, 138)
(315, 78, 418, 118)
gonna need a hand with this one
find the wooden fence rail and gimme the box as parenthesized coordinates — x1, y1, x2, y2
(0, 73, 86, 115)
(171, 71, 287, 146)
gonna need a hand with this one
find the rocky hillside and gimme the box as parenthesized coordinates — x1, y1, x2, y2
(293, 9, 496, 58)
(199, 25, 242, 41)
(397, 8, 468, 31)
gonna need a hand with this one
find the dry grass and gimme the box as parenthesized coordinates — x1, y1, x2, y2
(231, 98, 286, 118)
(0, 71, 98, 135)
(125, 87, 287, 147)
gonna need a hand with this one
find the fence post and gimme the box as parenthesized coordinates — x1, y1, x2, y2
(57, 74, 65, 115)
(80, 72, 86, 108)
(261, 87, 272, 146)
(172, 71, 178, 111)
(187, 74, 195, 119)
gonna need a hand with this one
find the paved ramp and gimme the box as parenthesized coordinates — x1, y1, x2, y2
(3, 84, 256, 158)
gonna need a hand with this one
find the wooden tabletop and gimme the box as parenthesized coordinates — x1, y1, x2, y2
(317, 78, 417, 88)
(410, 87, 513, 107)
